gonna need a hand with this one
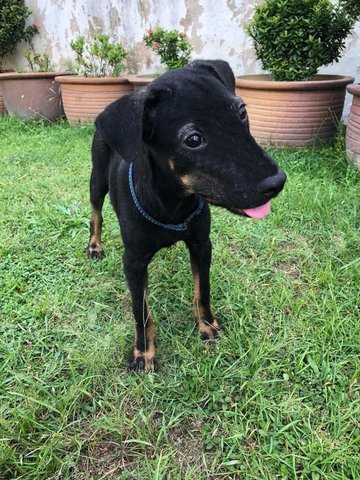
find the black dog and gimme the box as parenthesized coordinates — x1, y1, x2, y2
(87, 60, 286, 372)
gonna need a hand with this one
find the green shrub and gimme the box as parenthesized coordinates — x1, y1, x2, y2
(340, 0, 360, 19)
(246, 0, 360, 81)
(143, 27, 193, 70)
(23, 47, 52, 72)
(70, 34, 128, 77)
(0, 0, 38, 70)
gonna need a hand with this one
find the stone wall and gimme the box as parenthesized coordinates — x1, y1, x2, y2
(4, 0, 360, 116)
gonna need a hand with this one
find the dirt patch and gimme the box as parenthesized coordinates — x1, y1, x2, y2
(273, 262, 301, 280)
(168, 417, 207, 472)
(75, 438, 130, 479)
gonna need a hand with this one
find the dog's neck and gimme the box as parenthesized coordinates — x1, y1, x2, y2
(133, 155, 199, 226)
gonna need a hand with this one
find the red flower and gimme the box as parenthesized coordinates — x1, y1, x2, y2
(32, 22, 39, 31)
(151, 41, 160, 50)
(147, 28, 154, 36)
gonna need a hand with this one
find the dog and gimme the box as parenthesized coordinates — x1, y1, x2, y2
(87, 60, 286, 372)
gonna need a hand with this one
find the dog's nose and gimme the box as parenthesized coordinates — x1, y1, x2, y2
(260, 170, 286, 199)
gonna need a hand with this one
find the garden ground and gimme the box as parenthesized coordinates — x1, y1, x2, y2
(0, 117, 359, 479)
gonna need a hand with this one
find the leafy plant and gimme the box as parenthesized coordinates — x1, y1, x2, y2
(0, 0, 38, 70)
(246, 0, 360, 81)
(339, 0, 360, 19)
(143, 27, 193, 70)
(70, 34, 128, 77)
(23, 46, 53, 72)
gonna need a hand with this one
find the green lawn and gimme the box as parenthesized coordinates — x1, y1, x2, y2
(0, 117, 359, 479)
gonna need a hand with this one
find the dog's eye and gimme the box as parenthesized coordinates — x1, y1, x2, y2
(185, 133, 205, 148)
(239, 104, 247, 121)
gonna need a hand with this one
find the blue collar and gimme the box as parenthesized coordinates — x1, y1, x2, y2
(128, 162, 205, 231)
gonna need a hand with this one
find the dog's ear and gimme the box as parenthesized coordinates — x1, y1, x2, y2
(95, 89, 148, 162)
(190, 59, 235, 94)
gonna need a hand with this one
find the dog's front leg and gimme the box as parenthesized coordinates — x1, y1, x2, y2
(123, 251, 156, 372)
(186, 238, 220, 340)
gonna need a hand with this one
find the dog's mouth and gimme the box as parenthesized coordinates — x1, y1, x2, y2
(201, 195, 271, 219)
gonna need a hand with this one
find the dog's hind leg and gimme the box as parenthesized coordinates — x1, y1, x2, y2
(186, 238, 220, 340)
(87, 132, 109, 259)
(123, 251, 156, 372)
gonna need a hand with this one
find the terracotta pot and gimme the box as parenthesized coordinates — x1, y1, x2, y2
(236, 74, 354, 147)
(346, 83, 360, 169)
(55, 76, 133, 124)
(0, 84, 4, 116)
(0, 71, 68, 122)
(127, 74, 156, 92)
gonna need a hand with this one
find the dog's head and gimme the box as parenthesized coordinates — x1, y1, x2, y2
(96, 60, 286, 218)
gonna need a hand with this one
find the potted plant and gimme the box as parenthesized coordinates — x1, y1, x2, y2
(0, 0, 38, 116)
(236, 0, 359, 147)
(0, 45, 69, 122)
(55, 34, 132, 124)
(127, 27, 193, 91)
(346, 83, 360, 168)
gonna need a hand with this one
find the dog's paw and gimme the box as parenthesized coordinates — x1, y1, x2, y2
(129, 351, 156, 373)
(200, 320, 221, 341)
(86, 243, 105, 260)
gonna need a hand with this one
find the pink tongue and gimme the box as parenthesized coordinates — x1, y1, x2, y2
(242, 201, 271, 219)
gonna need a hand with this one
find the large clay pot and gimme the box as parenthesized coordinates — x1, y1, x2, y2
(55, 76, 133, 124)
(127, 74, 156, 92)
(0, 84, 4, 115)
(0, 71, 68, 121)
(346, 83, 360, 169)
(236, 75, 354, 147)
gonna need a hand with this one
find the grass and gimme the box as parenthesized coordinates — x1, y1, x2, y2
(0, 116, 359, 479)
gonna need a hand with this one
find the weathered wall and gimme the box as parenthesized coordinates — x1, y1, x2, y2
(4, 0, 360, 115)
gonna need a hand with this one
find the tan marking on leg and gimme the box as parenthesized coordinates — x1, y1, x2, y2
(133, 290, 156, 372)
(192, 270, 219, 339)
(89, 205, 102, 246)
(144, 320, 156, 371)
(132, 347, 156, 372)
(199, 317, 220, 339)
(87, 205, 104, 258)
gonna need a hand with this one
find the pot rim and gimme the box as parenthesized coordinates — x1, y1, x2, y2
(127, 74, 157, 79)
(54, 75, 130, 85)
(0, 71, 71, 80)
(127, 74, 157, 83)
(347, 83, 360, 96)
(236, 74, 354, 91)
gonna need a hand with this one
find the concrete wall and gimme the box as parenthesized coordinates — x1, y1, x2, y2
(3, 0, 360, 116)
